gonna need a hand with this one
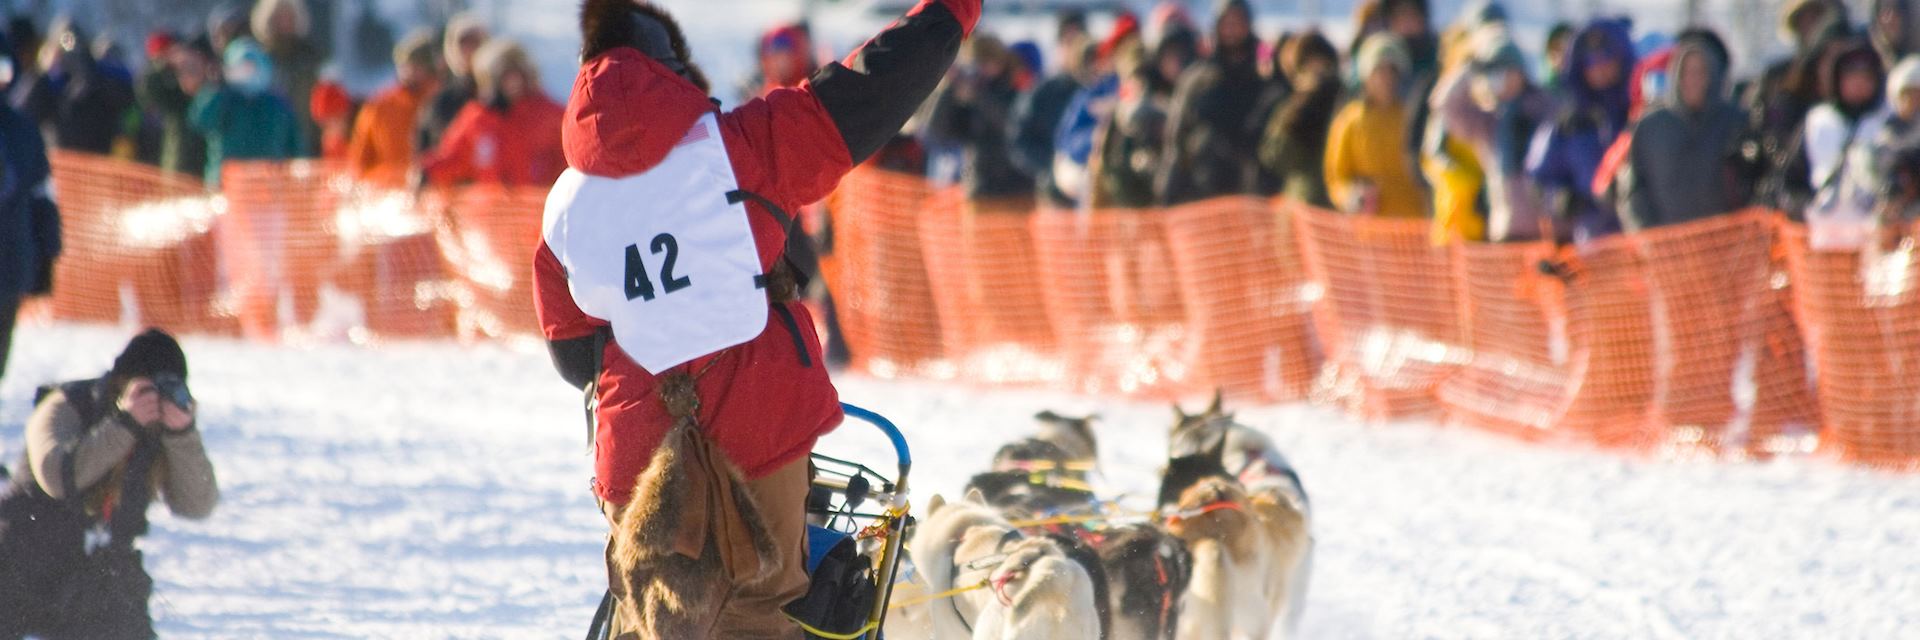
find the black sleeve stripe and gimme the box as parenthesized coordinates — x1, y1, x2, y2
(810, 2, 965, 166)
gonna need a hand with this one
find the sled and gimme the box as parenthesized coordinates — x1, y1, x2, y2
(586, 402, 913, 640)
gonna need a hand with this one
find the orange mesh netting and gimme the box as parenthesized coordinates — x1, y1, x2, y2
(1436, 239, 1569, 439)
(1555, 211, 1817, 452)
(1783, 223, 1920, 468)
(1292, 205, 1463, 419)
(435, 185, 546, 339)
(1029, 206, 1191, 396)
(1164, 198, 1317, 401)
(33, 154, 1920, 469)
(820, 166, 946, 375)
(47, 151, 227, 334)
(917, 191, 1059, 381)
(41, 152, 527, 343)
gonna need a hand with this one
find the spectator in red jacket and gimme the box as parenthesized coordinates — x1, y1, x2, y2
(308, 79, 353, 160)
(419, 39, 564, 188)
(537, 0, 976, 635)
(750, 23, 814, 98)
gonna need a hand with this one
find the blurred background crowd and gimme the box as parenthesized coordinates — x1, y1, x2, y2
(5, 0, 1920, 254)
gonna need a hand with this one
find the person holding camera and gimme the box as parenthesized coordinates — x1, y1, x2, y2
(0, 329, 219, 639)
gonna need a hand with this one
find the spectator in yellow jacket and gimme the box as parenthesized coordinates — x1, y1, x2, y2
(1326, 33, 1427, 218)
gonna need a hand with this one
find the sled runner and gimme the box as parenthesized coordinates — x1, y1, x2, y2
(586, 402, 913, 640)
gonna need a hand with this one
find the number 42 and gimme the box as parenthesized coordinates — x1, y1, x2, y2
(625, 233, 693, 301)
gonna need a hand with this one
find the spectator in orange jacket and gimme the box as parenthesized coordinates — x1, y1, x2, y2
(420, 39, 564, 188)
(309, 79, 353, 160)
(346, 30, 438, 187)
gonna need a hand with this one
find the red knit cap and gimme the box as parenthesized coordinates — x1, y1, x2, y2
(1099, 12, 1141, 62)
(310, 81, 353, 122)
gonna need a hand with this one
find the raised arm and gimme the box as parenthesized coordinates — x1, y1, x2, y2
(721, 0, 979, 209)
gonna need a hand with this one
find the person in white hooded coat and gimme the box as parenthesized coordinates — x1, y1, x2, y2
(1792, 41, 1890, 250)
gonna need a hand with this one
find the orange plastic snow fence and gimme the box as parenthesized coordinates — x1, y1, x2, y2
(47, 151, 227, 334)
(1292, 204, 1463, 419)
(36, 154, 1920, 469)
(39, 152, 536, 343)
(1783, 223, 1920, 468)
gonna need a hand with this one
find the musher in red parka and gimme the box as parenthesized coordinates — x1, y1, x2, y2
(537, 0, 979, 636)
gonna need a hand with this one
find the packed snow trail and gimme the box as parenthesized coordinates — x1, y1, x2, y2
(2, 324, 1916, 638)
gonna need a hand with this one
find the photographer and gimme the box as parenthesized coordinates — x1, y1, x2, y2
(0, 329, 219, 639)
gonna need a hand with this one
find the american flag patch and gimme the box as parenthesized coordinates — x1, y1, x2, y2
(676, 123, 711, 147)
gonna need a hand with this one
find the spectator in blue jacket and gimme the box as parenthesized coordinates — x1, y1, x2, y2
(0, 31, 56, 381)
(1526, 18, 1635, 245)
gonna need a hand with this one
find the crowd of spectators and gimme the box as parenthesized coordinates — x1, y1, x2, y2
(0, 0, 563, 191)
(10, 0, 1920, 253)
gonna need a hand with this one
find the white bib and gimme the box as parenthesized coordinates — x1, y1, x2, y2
(542, 113, 769, 373)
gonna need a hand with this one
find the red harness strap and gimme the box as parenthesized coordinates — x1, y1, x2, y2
(1153, 551, 1173, 635)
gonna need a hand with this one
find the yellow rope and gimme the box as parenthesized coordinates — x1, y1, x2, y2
(781, 579, 990, 639)
(1005, 500, 1244, 529)
(1002, 459, 1098, 472)
(784, 614, 880, 640)
(886, 578, 991, 610)
(1006, 507, 1158, 529)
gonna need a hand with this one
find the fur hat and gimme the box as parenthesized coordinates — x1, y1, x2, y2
(473, 38, 537, 102)
(442, 13, 488, 78)
(580, 0, 709, 91)
(1891, 55, 1920, 102)
(112, 329, 187, 381)
(394, 27, 438, 70)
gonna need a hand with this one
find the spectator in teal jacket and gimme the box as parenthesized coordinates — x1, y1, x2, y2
(189, 38, 306, 186)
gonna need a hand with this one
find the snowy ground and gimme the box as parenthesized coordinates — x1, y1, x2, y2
(4, 322, 1918, 638)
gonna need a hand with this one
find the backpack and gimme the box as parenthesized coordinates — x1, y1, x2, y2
(783, 526, 879, 639)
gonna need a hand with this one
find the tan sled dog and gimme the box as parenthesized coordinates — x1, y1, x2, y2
(1160, 394, 1313, 640)
(898, 491, 1102, 640)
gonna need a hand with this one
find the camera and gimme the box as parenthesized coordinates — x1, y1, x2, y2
(150, 373, 194, 410)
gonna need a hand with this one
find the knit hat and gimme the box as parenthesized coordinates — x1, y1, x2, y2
(1356, 33, 1411, 78)
(1099, 11, 1142, 62)
(223, 37, 275, 95)
(112, 329, 187, 381)
(1890, 55, 1920, 101)
(1472, 32, 1527, 76)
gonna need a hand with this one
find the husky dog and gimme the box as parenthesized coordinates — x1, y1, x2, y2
(1158, 393, 1314, 639)
(1097, 524, 1192, 640)
(899, 491, 1104, 640)
(1030, 410, 1099, 464)
(1161, 392, 1309, 516)
(968, 412, 1104, 519)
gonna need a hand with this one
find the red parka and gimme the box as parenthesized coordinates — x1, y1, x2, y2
(535, 0, 978, 505)
(424, 95, 567, 187)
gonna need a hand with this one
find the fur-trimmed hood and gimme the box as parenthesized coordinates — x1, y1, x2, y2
(580, 0, 708, 91)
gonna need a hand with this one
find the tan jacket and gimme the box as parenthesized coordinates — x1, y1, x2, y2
(24, 388, 219, 520)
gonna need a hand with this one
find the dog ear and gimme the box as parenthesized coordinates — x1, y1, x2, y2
(1035, 409, 1061, 423)
(1205, 389, 1224, 417)
(1171, 404, 1189, 429)
(964, 487, 989, 505)
(927, 493, 947, 515)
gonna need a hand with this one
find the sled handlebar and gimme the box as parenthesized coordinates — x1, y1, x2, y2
(840, 403, 911, 470)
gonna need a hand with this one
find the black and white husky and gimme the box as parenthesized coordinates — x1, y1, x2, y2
(965, 411, 1104, 518)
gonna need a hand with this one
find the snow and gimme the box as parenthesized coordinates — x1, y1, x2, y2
(4, 322, 1918, 638)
